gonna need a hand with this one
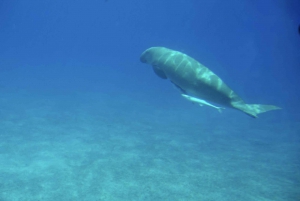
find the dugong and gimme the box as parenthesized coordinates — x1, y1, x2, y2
(140, 47, 281, 118)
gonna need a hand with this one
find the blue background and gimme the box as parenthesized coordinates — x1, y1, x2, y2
(0, 1, 299, 200)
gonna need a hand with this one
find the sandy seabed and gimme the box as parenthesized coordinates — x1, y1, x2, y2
(0, 90, 299, 201)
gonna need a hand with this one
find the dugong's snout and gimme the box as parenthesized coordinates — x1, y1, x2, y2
(140, 55, 147, 63)
(140, 47, 158, 64)
(140, 50, 150, 63)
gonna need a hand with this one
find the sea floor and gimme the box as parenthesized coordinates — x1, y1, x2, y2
(0, 89, 299, 201)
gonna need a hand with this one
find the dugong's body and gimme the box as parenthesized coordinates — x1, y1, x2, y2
(140, 47, 280, 118)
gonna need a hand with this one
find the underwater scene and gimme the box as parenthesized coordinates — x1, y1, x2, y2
(0, 0, 299, 200)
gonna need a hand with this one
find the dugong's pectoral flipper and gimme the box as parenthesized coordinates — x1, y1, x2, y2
(153, 66, 167, 79)
(231, 101, 281, 118)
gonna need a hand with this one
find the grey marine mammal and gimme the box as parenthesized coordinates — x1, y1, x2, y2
(140, 47, 281, 118)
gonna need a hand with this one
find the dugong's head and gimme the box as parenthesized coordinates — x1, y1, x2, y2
(140, 47, 169, 79)
(140, 47, 168, 64)
(140, 47, 156, 64)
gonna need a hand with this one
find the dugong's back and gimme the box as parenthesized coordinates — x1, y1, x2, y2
(140, 47, 241, 106)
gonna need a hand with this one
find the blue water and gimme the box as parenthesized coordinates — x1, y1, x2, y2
(0, 0, 299, 200)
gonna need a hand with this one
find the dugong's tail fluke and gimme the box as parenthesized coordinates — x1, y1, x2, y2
(231, 102, 281, 118)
